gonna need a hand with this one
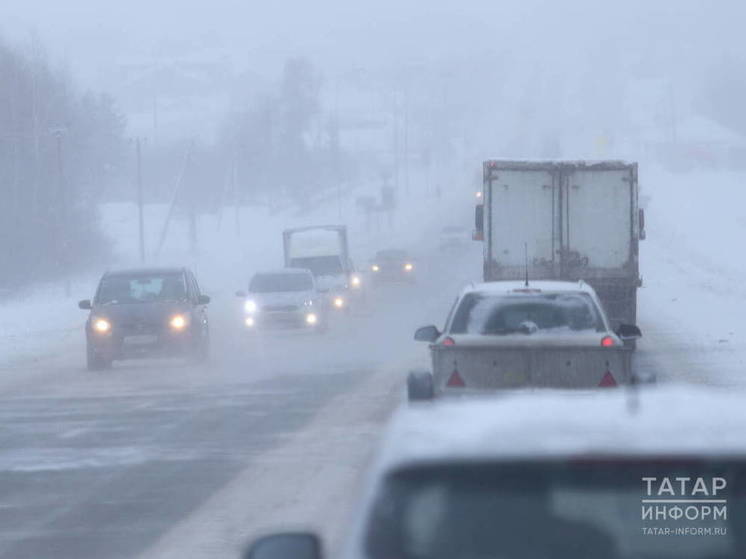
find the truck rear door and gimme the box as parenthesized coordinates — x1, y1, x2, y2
(487, 167, 558, 278)
(563, 166, 635, 271)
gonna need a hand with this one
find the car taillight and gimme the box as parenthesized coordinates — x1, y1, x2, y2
(442, 337, 456, 346)
(601, 335, 616, 347)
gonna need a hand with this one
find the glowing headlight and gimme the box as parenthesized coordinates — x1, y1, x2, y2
(305, 313, 318, 325)
(92, 318, 111, 333)
(371, 264, 380, 272)
(244, 300, 257, 313)
(350, 275, 361, 288)
(245, 316, 255, 327)
(476, 191, 483, 199)
(333, 296, 345, 308)
(404, 263, 414, 271)
(169, 314, 188, 330)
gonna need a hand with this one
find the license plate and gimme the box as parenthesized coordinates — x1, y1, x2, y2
(124, 335, 158, 345)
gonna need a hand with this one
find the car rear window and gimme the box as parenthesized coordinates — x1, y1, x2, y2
(250, 273, 313, 293)
(364, 461, 743, 559)
(96, 273, 186, 304)
(448, 292, 604, 335)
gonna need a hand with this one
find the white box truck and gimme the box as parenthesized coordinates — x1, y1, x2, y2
(474, 160, 645, 327)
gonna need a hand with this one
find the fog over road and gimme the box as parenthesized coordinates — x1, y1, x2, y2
(1, 167, 745, 558)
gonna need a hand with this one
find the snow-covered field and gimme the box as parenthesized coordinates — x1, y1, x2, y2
(638, 167, 746, 385)
(0, 171, 470, 375)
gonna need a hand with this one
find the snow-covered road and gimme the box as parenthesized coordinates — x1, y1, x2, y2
(0, 166, 743, 558)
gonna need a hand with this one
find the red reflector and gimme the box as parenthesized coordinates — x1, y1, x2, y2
(601, 335, 615, 347)
(447, 370, 465, 387)
(442, 337, 456, 346)
(599, 371, 617, 387)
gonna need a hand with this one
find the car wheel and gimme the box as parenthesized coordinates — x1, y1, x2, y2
(86, 344, 111, 371)
(407, 369, 434, 401)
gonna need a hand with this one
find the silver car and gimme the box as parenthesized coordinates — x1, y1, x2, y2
(236, 268, 328, 331)
(408, 280, 642, 399)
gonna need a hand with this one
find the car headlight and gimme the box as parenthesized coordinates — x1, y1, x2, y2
(245, 316, 255, 327)
(303, 299, 313, 307)
(371, 264, 380, 272)
(244, 300, 258, 313)
(404, 263, 414, 271)
(305, 313, 318, 325)
(333, 296, 345, 308)
(169, 314, 189, 330)
(350, 275, 361, 287)
(92, 318, 111, 333)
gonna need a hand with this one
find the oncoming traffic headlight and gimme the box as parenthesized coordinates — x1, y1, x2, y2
(245, 316, 255, 327)
(333, 296, 345, 308)
(305, 313, 318, 325)
(371, 264, 380, 272)
(92, 318, 111, 333)
(404, 262, 414, 272)
(169, 314, 188, 330)
(350, 275, 361, 288)
(244, 300, 258, 313)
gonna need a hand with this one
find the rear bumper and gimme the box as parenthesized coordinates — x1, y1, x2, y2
(431, 346, 633, 392)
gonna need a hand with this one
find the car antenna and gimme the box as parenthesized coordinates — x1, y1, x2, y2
(524, 242, 529, 287)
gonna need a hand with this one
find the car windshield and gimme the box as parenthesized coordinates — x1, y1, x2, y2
(289, 256, 343, 276)
(365, 461, 744, 559)
(376, 250, 409, 261)
(449, 292, 604, 334)
(95, 273, 186, 304)
(250, 273, 313, 293)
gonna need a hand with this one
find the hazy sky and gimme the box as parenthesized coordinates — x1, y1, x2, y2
(3, 0, 743, 86)
(3, 0, 744, 152)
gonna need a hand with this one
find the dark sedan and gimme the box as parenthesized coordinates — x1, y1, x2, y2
(369, 249, 416, 284)
(78, 267, 210, 370)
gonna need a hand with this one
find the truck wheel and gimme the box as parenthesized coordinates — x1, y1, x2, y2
(86, 344, 111, 371)
(407, 369, 434, 401)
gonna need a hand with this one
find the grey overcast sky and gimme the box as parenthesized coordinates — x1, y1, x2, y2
(2, 1, 743, 87)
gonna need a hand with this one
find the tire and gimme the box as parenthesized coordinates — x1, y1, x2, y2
(407, 369, 434, 401)
(86, 343, 111, 371)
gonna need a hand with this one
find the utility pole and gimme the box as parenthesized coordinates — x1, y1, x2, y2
(52, 128, 71, 298)
(135, 138, 145, 262)
(403, 88, 410, 197)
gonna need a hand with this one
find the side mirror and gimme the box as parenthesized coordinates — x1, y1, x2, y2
(616, 323, 642, 340)
(244, 532, 322, 559)
(198, 294, 211, 305)
(414, 325, 441, 343)
(78, 299, 92, 310)
(236, 290, 247, 298)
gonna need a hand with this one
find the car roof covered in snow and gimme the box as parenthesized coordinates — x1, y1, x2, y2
(377, 387, 746, 472)
(461, 280, 596, 297)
